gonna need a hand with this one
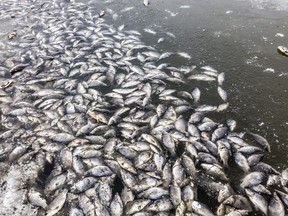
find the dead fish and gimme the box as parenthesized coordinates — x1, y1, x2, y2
(195, 105, 218, 112)
(233, 151, 250, 173)
(162, 162, 172, 188)
(175, 201, 186, 216)
(8, 145, 27, 162)
(218, 184, 236, 203)
(251, 184, 272, 195)
(170, 180, 182, 207)
(281, 168, 288, 187)
(70, 177, 97, 193)
(50, 133, 75, 144)
(28, 188, 48, 209)
(116, 154, 137, 174)
(218, 72, 225, 85)
(275, 190, 288, 207)
(166, 32, 176, 38)
(217, 86, 227, 102)
(172, 159, 185, 185)
(222, 195, 252, 211)
(189, 112, 204, 123)
(245, 189, 268, 216)
(225, 210, 250, 216)
(159, 52, 173, 60)
(201, 66, 218, 72)
(200, 163, 228, 181)
(177, 52, 191, 59)
(87, 111, 108, 124)
(217, 102, 229, 112)
(211, 126, 227, 142)
(191, 87, 201, 103)
(10, 64, 29, 75)
(69, 207, 84, 216)
(175, 115, 187, 133)
(240, 172, 265, 188)
(181, 154, 197, 178)
(125, 199, 151, 215)
(97, 181, 113, 207)
(252, 162, 279, 175)
(138, 187, 169, 200)
(45, 172, 67, 193)
(110, 193, 124, 216)
(144, 28, 156, 35)
(78, 194, 95, 216)
(59, 148, 73, 169)
(198, 121, 217, 132)
(46, 189, 68, 216)
(187, 74, 216, 81)
(226, 119, 236, 131)
(191, 201, 215, 216)
(267, 175, 281, 187)
(188, 123, 200, 139)
(145, 198, 173, 211)
(162, 131, 176, 156)
(249, 132, 271, 152)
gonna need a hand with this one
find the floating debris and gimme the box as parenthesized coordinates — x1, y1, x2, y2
(120, 6, 135, 13)
(180, 5, 190, 9)
(166, 32, 176, 38)
(143, 0, 149, 6)
(278, 46, 288, 56)
(98, 10, 105, 18)
(157, 37, 165, 43)
(165, 9, 178, 17)
(226, 10, 233, 14)
(144, 28, 156, 35)
(263, 68, 275, 73)
(275, 33, 284, 37)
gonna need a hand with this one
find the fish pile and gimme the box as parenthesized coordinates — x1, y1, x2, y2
(0, 0, 287, 216)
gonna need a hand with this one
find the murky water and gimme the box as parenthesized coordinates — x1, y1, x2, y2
(83, 0, 288, 169)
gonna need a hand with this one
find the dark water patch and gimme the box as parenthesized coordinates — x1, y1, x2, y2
(175, 141, 186, 157)
(112, 174, 124, 196)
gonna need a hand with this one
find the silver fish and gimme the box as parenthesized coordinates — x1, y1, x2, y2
(245, 188, 268, 216)
(46, 189, 68, 216)
(187, 74, 216, 81)
(240, 172, 265, 188)
(191, 201, 215, 216)
(28, 189, 48, 209)
(249, 132, 271, 152)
